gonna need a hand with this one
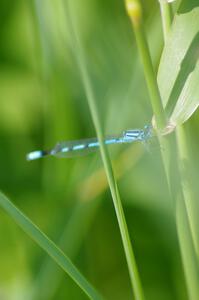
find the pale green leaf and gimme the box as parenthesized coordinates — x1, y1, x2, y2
(158, 0, 199, 125)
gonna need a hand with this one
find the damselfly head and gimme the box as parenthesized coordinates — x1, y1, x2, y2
(143, 125, 153, 140)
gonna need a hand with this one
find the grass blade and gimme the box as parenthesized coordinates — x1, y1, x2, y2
(176, 193, 199, 300)
(125, 1, 199, 298)
(0, 191, 103, 300)
(30, 200, 100, 300)
(176, 126, 199, 255)
(62, 1, 145, 299)
(159, 0, 199, 256)
(159, 0, 172, 41)
(125, 0, 167, 130)
(30, 143, 143, 300)
(158, 1, 199, 298)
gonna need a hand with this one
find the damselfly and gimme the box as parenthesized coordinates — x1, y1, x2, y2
(27, 125, 152, 161)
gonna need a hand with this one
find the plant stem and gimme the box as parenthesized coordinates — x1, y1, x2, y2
(176, 126, 199, 257)
(159, 1, 199, 298)
(159, 0, 172, 41)
(125, 0, 171, 186)
(0, 191, 103, 300)
(126, 1, 199, 297)
(176, 193, 199, 300)
(63, 1, 145, 299)
(125, 0, 166, 130)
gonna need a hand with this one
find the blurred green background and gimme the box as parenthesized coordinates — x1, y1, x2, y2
(0, 0, 197, 299)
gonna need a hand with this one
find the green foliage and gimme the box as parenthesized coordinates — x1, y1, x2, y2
(0, 0, 199, 299)
(0, 191, 102, 300)
(158, 0, 199, 125)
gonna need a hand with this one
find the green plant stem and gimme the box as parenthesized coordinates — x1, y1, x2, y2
(126, 1, 199, 297)
(159, 0, 172, 41)
(0, 191, 103, 300)
(176, 193, 199, 300)
(31, 142, 143, 300)
(176, 126, 199, 257)
(126, 1, 166, 130)
(125, 0, 170, 179)
(133, 25, 166, 129)
(63, 2, 144, 300)
(160, 2, 199, 298)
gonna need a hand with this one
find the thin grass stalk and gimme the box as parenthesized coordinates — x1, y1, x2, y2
(176, 193, 199, 300)
(176, 126, 199, 257)
(127, 1, 199, 300)
(30, 142, 143, 300)
(30, 200, 100, 300)
(125, 0, 172, 187)
(125, 0, 199, 297)
(125, 0, 173, 187)
(125, 0, 167, 130)
(159, 0, 172, 41)
(62, 1, 145, 299)
(161, 0, 199, 259)
(31, 3, 98, 298)
(0, 191, 103, 300)
(160, 1, 199, 295)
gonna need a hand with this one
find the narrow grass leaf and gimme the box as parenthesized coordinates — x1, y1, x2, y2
(0, 191, 103, 300)
(158, 0, 199, 125)
(30, 200, 100, 300)
(63, 1, 145, 299)
(158, 1, 199, 297)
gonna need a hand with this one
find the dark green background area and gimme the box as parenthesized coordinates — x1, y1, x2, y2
(0, 0, 196, 299)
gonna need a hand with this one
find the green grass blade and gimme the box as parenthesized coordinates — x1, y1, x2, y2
(30, 144, 143, 300)
(125, 1, 199, 297)
(0, 191, 103, 300)
(159, 1, 199, 297)
(62, 1, 145, 299)
(125, 0, 167, 130)
(30, 200, 100, 300)
(159, 0, 172, 41)
(159, 0, 199, 257)
(158, 1, 199, 125)
(176, 193, 199, 300)
(176, 126, 199, 256)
